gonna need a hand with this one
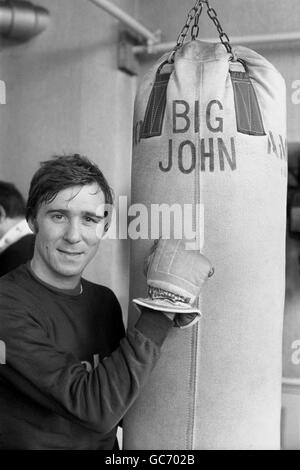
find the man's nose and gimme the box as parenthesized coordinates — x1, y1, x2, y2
(63, 220, 82, 244)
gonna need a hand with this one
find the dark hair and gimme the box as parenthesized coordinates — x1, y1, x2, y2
(26, 154, 114, 221)
(0, 181, 26, 218)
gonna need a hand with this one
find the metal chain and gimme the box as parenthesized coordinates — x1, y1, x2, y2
(191, 2, 204, 40)
(168, 0, 233, 63)
(168, 0, 206, 63)
(205, 0, 233, 56)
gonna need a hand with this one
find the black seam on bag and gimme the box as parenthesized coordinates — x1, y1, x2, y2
(230, 71, 266, 136)
(141, 72, 171, 139)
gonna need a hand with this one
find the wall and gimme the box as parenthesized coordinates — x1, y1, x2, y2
(0, 0, 138, 317)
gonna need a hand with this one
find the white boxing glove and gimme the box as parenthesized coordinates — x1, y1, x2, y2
(133, 238, 214, 328)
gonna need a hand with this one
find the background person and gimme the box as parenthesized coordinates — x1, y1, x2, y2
(0, 181, 34, 277)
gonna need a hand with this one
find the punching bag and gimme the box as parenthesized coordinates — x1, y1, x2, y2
(124, 3, 287, 450)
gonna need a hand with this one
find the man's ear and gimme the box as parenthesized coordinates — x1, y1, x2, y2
(0, 205, 6, 223)
(28, 217, 38, 234)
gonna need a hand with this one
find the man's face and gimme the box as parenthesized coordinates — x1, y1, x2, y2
(30, 183, 107, 288)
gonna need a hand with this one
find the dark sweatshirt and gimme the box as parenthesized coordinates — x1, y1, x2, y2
(0, 263, 172, 450)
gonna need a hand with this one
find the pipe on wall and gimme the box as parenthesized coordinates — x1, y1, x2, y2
(133, 31, 300, 56)
(0, 0, 49, 41)
(88, 0, 160, 45)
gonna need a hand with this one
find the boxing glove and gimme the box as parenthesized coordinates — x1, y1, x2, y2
(133, 238, 214, 328)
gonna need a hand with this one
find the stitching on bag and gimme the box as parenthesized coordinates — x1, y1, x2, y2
(141, 73, 170, 139)
(231, 74, 265, 136)
(236, 81, 251, 132)
(236, 81, 265, 134)
(149, 80, 168, 131)
(154, 82, 168, 134)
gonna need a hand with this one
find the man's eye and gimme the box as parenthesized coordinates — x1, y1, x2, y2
(84, 217, 97, 224)
(52, 214, 65, 221)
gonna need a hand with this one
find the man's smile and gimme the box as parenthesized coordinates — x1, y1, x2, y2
(57, 249, 85, 256)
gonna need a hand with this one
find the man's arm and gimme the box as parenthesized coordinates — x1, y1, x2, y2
(0, 299, 172, 434)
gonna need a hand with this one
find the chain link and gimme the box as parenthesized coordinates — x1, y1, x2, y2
(191, 2, 203, 40)
(168, 0, 233, 63)
(206, 1, 233, 55)
(168, 0, 205, 63)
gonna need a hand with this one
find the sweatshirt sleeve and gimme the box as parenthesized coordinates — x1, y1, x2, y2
(0, 296, 172, 435)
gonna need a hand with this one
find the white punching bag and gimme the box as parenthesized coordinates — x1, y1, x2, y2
(124, 8, 287, 450)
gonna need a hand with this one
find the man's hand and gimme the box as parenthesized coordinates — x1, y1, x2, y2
(133, 238, 214, 329)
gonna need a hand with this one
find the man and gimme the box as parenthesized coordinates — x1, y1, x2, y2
(0, 154, 212, 450)
(0, 182, 35, 276)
